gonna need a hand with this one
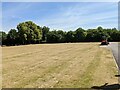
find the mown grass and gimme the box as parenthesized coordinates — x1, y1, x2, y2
(2, 43, 118, 88)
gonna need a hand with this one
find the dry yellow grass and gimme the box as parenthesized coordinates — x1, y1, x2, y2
(2, 43, 118, 88)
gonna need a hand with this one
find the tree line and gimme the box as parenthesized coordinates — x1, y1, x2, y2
(0, 21, 120, 46)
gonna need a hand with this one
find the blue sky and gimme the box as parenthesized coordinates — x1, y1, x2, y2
(2, 2, 118, 32)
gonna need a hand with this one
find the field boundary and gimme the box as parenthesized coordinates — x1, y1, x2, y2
(108, 47, 118, 69)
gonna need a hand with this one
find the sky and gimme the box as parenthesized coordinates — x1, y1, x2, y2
(2, 2, 118, 32)
(1, 0, 120, 2)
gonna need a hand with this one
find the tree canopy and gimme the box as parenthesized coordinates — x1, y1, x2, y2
(1, 21, 120, 46)
(17, 21, 42, 44)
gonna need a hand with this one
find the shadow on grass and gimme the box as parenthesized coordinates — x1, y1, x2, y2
(115, 75, 120, 77)
(91, 83, 120, 90)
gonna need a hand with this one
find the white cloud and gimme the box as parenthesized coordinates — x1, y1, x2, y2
(2, 2, 118, 32)
(34, 2, 117, 31)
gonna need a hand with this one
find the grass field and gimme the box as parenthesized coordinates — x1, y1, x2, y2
(2, 43, 118, 88)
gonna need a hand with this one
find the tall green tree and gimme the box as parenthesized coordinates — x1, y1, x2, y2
(57, 30, 66, 43)
(110, 28, 120, 41)
(46, 30, 66, 43)
(65, 31, 75, 42)
(7, 29, 18, 45)
(17, 21, 42, 44)
(42, 26, 49, 41)
(0, 31, 7, 45)
(74, 28, 86, 42)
